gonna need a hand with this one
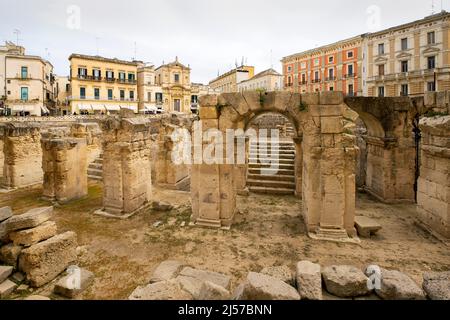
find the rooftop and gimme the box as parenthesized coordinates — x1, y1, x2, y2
(69, 53, 141, 66)
(209, 65, 253, 84)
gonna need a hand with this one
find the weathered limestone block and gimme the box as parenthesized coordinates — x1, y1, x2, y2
(234, 272, 300, 300)
(41, 137, 88, 202)
(354, 216, 382, 237)
(417, 116, 450, 239)
(70, 123, 103, 165)
(0, 265, 13, 283)
(150, 260, 186, 283)
(0, 243, 23, 267)
(1, 123, 43, 189)
(422, 271, 450, 300)
(260, 265, 294, 286)
(322, 265, 371, 298)
(3, 207, 53, 232)
(128, 279, 193, 300)
(375, 269, 425, 300)
(0, 206, 13, 222)
(0, 279, 17, 298)
(198, 281, 231, 300)
(19, 231, 78, 287)
(54, 267, 94, 298)
(178, 267, 231, 290)
(9, 221, 57, 247)
(24, 295, 51, 300)
(296, 261, 322, 300)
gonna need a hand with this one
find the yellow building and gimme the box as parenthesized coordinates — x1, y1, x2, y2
(366, 11, 450, 97)
(155, 57, 191, 113)
(209, 65, 255, 93)
(68, 54, 139, 114)
(55, 75, 70, 115)
(137, 64, 163, 113)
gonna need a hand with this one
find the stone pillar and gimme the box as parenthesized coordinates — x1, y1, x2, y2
(294, 137, 303, 198)
(156, 123, 190, 190)
(417, 116, 450, 239)
(70, 123, 103, 165)
(95, 117, 152, 218)
(1, 123, 43, 190)
(41, 137, 88, 202)
(191, 95, 237, 228)
(302, 93, 357, 241)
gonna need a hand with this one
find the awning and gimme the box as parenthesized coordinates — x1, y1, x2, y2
(120, 105, 137, 112)
(78, 104, 92, 111)
(11, 105, 35, 112)
(105, 105, 120, 111)
(92, 104, 106, 111)
(144, 104, 158, 111)
(41, 106, 50, 113)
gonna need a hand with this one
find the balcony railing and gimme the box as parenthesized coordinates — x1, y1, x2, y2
(117, 78, 137, 85)
(311, 78, 321, 83)
(68, 96, 138, 102)
(343, 73, 355, 79)
(15, 74, 32, 80)
(299, 81, 308, 85)
(76, 75, 137, 85)
(325, 76, 336, 81)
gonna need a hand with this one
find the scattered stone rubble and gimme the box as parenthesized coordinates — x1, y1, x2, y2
(128, 259, 448, 300)
(0, 206, 94, 300)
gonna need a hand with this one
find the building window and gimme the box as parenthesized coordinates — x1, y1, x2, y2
(401, 84, 408, 96)
(80, 87, 86, 99)
(287, 66, 292, 72)
(287, 76, 292, 86)
(378, 86, 385, 97)
(329, 86, 334, 91)
(147, 92, 152, 102)
(156, 92, 163, 103)
(301, 73, 306, 84)
(314, 71, 319, 81)
(106, 70, 114, 80)
(174, 99, 181, 112)
(20, 87, 28, 101)
(378, 64, 385, 76)
(108, 89, 113, 100)
(427, 31, 436, 45)
(348, 84, 354, 96)
(78, 68, 87, 78)
(130, 91, 135, 101)
(347, 64, 354, 76)
(93, 69, 101, 80)
(427, 56, 436, 69)
(378, 43, 385, 55)
(120, 90, 125, 101)
(401, 38, 408, 51)
(128, 73, 135, 82)
(65, 83, 70, 92)
(191, 95, 198, 103)
(21, 66, 28, 79)
(174, 73, 180, 83)
(313, 58, 320, 66)
(427, 81, 436, 92)
(401, 60, 408, 73)
(328, 56, 334, 63)
(94, 88, 100, 100)
(300, 62, 306, 69)
(119, 72, 126, 80)
(347, 51, 354, 58)
(328, 68, 334, 79)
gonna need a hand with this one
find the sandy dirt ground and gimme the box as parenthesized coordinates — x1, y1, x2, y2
(0, 182, 449, 300)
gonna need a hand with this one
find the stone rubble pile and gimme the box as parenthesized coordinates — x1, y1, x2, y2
(129, 259, 449, 300)
(0, 206, 92, 300)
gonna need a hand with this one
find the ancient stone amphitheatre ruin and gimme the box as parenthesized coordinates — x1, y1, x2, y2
(0, 91, 449, 300)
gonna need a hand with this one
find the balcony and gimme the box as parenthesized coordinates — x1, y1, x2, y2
(311, 78, 321, 83)
(117, 78, 137, 85)
(343, 73, 355, 79)
(15, 74, 32, 80)
(68, 96, 138, 102)
(77, 75, 101, 81)
(299, 81, 308, 85)
(325, 76, 336, 82)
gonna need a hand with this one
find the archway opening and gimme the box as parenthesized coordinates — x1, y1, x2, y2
(244, 112, 300, 196)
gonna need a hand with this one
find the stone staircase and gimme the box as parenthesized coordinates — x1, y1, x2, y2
(88, 153, 103, 182)
(246, 140, 296, 195)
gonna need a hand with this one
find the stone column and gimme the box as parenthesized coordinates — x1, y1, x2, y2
(294, 136, 303, 198)
(302, 93, 357, 241)
(95, 117, 152, 218)
(417, 116, 450, 239)
(70, 123, 103, 165)
(191, 95, 237, 228)
(1, 123, 43, 190)
(41, 137, 88, 202)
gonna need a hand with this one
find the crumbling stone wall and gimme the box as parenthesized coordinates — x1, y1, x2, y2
(155, 114, 193, 191)
(70, 123, 103, 165)
(248, 113, 295, 138)
(41, 137, 88, 202)
(0, 123, 43, 189)
(417, 116, 450, 239)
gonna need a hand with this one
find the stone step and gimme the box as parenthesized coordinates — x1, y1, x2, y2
(88, 175, 102, 181)
(248, 168, 295, 176)
(247, 173, 295, 182)
(94, 158, 103, 165)
(249, 145, 295, 150)
(88, 163, 103, 170)
(87, 168, 103, 177)
(247, 179, 295, 189)
(249, 158, 295, 164)
(248, 163, 295, 170)
(249, 152, 295, 158)
(249, 186, 295, 195)
(249, 150, 295, 156)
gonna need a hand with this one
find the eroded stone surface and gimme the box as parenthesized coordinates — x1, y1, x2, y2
(322, 265, 371, 298)
(9, 221, 57, 247)
(375, 269, 425, 300)
(422, 271, 450, 300)
(4, 207, 53, 232)
(54, 267, 94, 298)
(260, 265, 294, 286)
(296, 261, 322, 300)
(150, 260, 185, 283)
(128, 279, 193, 300)
(234, 272, 300, 300)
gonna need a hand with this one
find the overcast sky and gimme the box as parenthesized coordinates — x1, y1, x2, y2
(0, 0, 447, 83)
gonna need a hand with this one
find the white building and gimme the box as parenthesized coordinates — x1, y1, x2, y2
(237, 68, 283, 92)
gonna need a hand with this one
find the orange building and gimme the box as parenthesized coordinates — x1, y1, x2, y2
(282, 35, 364, 96)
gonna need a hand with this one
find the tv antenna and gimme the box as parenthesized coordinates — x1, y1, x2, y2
(13, 29, 21, 46)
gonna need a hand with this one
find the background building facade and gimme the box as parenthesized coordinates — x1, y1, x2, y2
(69, 54, 139, 114)
(137, 64, 163, 113)
(209, 65, 255, 93)
(237, 68, 283, 92)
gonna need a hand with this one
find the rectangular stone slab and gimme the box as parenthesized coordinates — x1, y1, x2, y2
(9, 221, 58, 247)
(0, 265, 13, 283)
(18, 231, 77, 287)
(354, 216, 382, 237)
(54, 268, 94, 298)
(4, 207, 53, 232)
(0, 279, 17, 298)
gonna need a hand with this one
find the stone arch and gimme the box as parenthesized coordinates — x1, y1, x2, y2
(192, 91, 358, 242)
